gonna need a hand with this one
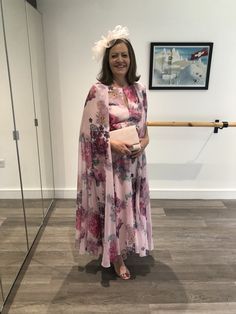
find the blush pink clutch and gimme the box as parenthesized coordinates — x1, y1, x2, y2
(109, 125, 141, 151)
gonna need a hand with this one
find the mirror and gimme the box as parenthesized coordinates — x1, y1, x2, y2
(0, 0, 54, 309)
(25, 2, 55, 216)
(0, 0, 28, 304)
(1, 0, 44, 248)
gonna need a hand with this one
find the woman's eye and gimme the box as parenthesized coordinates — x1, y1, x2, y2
(111, 53, 128, 59)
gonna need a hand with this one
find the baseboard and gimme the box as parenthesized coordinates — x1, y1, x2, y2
(0, 188, 54, 199)
(1, 188, 236, 200)
(54, 188, 236, 200)
(149, 188, 236, 199)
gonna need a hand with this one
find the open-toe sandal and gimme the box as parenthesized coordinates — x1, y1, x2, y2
(114, 264, 130, 280)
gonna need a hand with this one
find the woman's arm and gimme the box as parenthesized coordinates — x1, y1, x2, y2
(140, 127, 149, 150)
(131, 127, 149, 158)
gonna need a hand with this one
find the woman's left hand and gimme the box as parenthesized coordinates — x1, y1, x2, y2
(131, 137, 148, 158)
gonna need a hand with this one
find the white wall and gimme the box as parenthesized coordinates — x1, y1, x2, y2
(38, 0, 236, 199)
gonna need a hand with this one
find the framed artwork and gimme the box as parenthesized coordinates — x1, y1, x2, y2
(149, 42, 213, 90)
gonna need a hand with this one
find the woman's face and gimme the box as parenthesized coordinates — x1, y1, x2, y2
(109, 42, 130, 80)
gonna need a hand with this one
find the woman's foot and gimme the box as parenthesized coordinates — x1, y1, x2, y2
(113, 255, 130, 280)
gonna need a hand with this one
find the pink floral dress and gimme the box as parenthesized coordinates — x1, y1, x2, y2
(75, 82, 153, 267)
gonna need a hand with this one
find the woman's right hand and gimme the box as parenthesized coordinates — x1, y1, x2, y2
(110, 140, 132, 156)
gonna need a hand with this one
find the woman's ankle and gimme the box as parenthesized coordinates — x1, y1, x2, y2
(114, 255, 124, 266)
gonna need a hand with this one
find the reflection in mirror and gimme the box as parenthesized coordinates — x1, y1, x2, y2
(25, 2, 55, 217)
(0, 0, 28, 303)
(2, 0, 44, 249)
(0, 200, 28, 304)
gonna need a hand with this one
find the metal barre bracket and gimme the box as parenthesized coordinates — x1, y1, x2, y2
(214, 120, 229, 133)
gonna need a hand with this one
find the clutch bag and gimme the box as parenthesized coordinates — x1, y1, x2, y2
(109, 125, 141, 151)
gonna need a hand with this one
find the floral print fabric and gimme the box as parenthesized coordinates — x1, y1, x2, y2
(75, 82, 153, 267)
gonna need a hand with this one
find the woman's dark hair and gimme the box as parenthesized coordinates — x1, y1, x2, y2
(97, 38, 140, 86)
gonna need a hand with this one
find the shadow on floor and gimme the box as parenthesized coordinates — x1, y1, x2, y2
(78, 254, 157, 287)
(48, 254, 188, 311)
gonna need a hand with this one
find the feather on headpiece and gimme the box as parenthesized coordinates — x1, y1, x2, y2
(92, 25, 129, 61)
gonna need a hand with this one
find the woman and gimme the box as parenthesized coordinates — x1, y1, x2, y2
(75, 26, 153, 280)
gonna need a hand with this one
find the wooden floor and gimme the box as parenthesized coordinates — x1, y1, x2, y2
(2, 199, 236, 314)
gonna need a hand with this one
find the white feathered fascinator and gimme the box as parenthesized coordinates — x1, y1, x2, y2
(92, 25, 129, 61)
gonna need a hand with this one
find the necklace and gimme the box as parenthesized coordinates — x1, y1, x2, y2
(122, 91, 129, 108)
(110, 84, 130, 109)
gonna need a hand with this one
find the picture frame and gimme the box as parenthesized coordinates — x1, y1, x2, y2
(149, 42, 213, 90)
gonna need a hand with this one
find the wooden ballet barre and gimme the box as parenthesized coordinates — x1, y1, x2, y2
(146, 120, 236, 133)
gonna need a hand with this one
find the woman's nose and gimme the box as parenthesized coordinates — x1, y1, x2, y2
(117, 54, 123, 61)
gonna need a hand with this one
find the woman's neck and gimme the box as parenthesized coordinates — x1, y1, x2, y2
(113, 78, 128, 88)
